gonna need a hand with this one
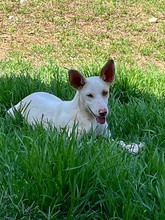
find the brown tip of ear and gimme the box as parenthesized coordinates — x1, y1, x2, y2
(100, 59, 115, 84)
(108, 59, 114, 63)
(68, 69, 86, 90)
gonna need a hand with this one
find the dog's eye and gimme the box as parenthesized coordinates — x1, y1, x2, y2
(87, 94, 94, 98)
(102, 90, 108, 96)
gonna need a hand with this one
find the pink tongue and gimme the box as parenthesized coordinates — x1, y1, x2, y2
(96, 116, 106, 124)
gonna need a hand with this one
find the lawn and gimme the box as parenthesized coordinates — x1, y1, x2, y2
(0, 0, 165, 219)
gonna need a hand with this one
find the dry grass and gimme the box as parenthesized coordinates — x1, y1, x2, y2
(0, 0, 165, 69)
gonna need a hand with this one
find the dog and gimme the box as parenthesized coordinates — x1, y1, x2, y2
(8, 59, 144, 153)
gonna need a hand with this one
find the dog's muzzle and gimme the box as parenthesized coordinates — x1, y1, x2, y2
(88, 107, 107, 124)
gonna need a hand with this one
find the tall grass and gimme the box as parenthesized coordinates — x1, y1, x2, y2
(0, 60, 164, 219)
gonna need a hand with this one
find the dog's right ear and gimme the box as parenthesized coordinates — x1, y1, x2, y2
(68, 69, 86, 90)
(100, 59, 115, 84)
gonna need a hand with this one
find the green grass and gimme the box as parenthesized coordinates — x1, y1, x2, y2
(0, 60, 165, 219)
(0, 0, 165, 218)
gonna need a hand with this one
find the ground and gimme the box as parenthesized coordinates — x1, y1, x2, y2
(0, 0, 164, 70)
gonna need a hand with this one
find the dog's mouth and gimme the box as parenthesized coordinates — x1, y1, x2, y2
(88, 107, 106, 125)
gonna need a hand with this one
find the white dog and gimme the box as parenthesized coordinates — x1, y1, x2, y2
(8, 59, 144, 153)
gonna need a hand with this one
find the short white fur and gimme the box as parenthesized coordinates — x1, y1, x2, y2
(8, 59, 144, 153)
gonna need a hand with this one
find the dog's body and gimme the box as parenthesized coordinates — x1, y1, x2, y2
(8, 60, 114, 137)
(8, 59, 144, 153)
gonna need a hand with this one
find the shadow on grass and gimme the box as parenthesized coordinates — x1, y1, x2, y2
(109, 82, 165, 148)
(0, 66, 73, 112)
(0, 63, 164, 219)
(0, 63, 164, 148)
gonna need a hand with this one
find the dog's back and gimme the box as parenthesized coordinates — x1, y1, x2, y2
(8, 60, 115, 136)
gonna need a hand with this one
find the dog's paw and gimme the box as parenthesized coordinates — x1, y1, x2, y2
(119, 141, 145, 154)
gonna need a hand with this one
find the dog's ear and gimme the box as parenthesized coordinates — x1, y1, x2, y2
(100, 59, 115, 84)
(68, 69, 86, 90)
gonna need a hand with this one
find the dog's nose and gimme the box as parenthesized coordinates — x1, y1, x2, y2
(99, 109, 107, 117)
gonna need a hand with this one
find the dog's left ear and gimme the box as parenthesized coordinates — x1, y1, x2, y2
(68, 69, 86, 90)
(100, 59, 115, 84)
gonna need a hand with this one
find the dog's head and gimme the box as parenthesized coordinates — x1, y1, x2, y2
(68, 59, 115, 124)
